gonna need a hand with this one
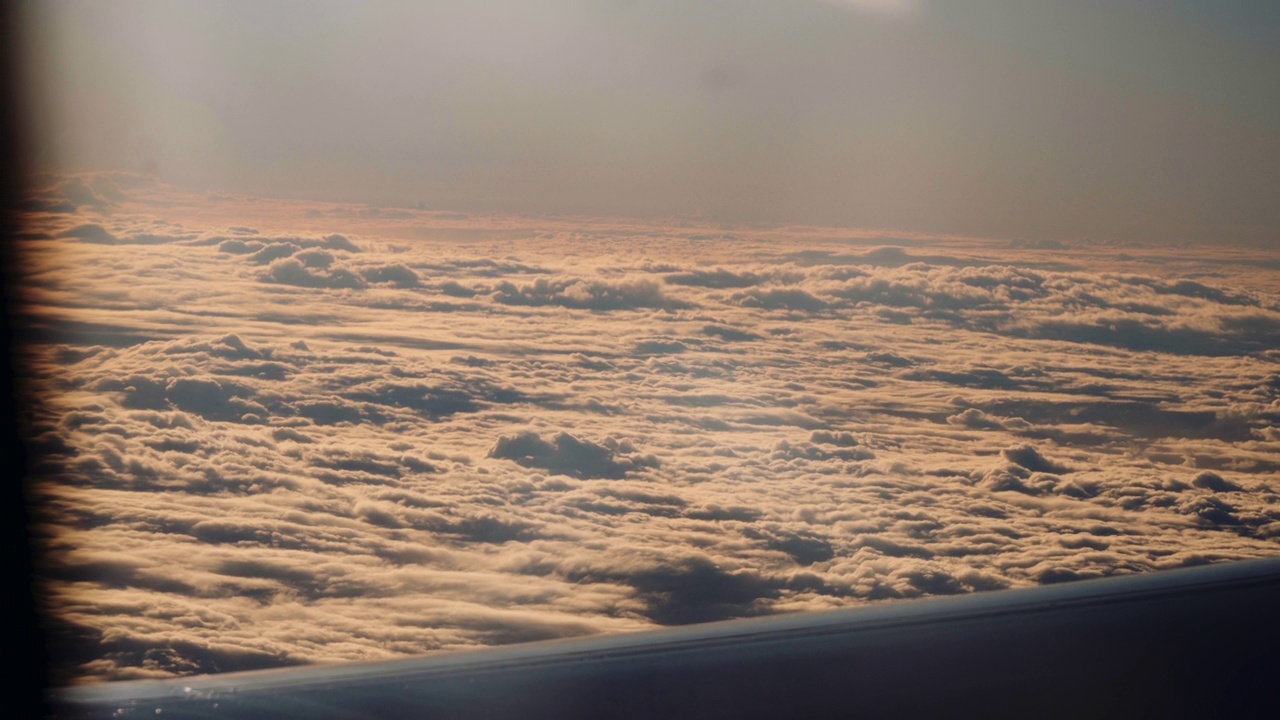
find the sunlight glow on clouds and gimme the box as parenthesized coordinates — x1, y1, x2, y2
(19, 176, 1280, 683)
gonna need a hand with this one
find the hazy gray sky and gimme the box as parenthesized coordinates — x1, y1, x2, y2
(20, 0, 1280, 244)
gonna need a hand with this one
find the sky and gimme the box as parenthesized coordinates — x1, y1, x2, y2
(17, 0, 1280, 245)
(12, 0, 1280, 686)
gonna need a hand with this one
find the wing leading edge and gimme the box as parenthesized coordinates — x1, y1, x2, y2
(53, 557, 1280, 719)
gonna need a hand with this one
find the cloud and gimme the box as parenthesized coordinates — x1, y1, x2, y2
(343, 381, 488, 419)
(18, 181, 1280, 683)
(264, 258, 366, 289)
(489, 431, 655, 480)
(52, 223, 195, 246)
(56, 223, 118, 244)
(218, 238, 263, 255)
(733, 288, 829, 312)
(492, 278, 690, 310)
(1192, 471, 1243, 493)
(1014, 315, 1280, 357)
(702, 325, 763, 342)
(665, 269, 768, 289)
(361, 264, 421, 288)
(563, 554, 782, 625)
(248, 242, 301, 264)
(294, 249, 335, 268)
(1002, 445, 1073, 475)
(745, 528, 836, 566)
(439, 281, 477, 298)
(163, 376, 264, 422)
(24, 174, 136, 213)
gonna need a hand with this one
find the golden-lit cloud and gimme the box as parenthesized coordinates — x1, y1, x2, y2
(19, 177, 1280, 683)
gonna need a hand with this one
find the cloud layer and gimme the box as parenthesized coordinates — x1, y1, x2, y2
(19, 177, 1280, 683)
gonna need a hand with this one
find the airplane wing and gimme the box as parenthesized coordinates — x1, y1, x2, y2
(51, 556, 1280, 719)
